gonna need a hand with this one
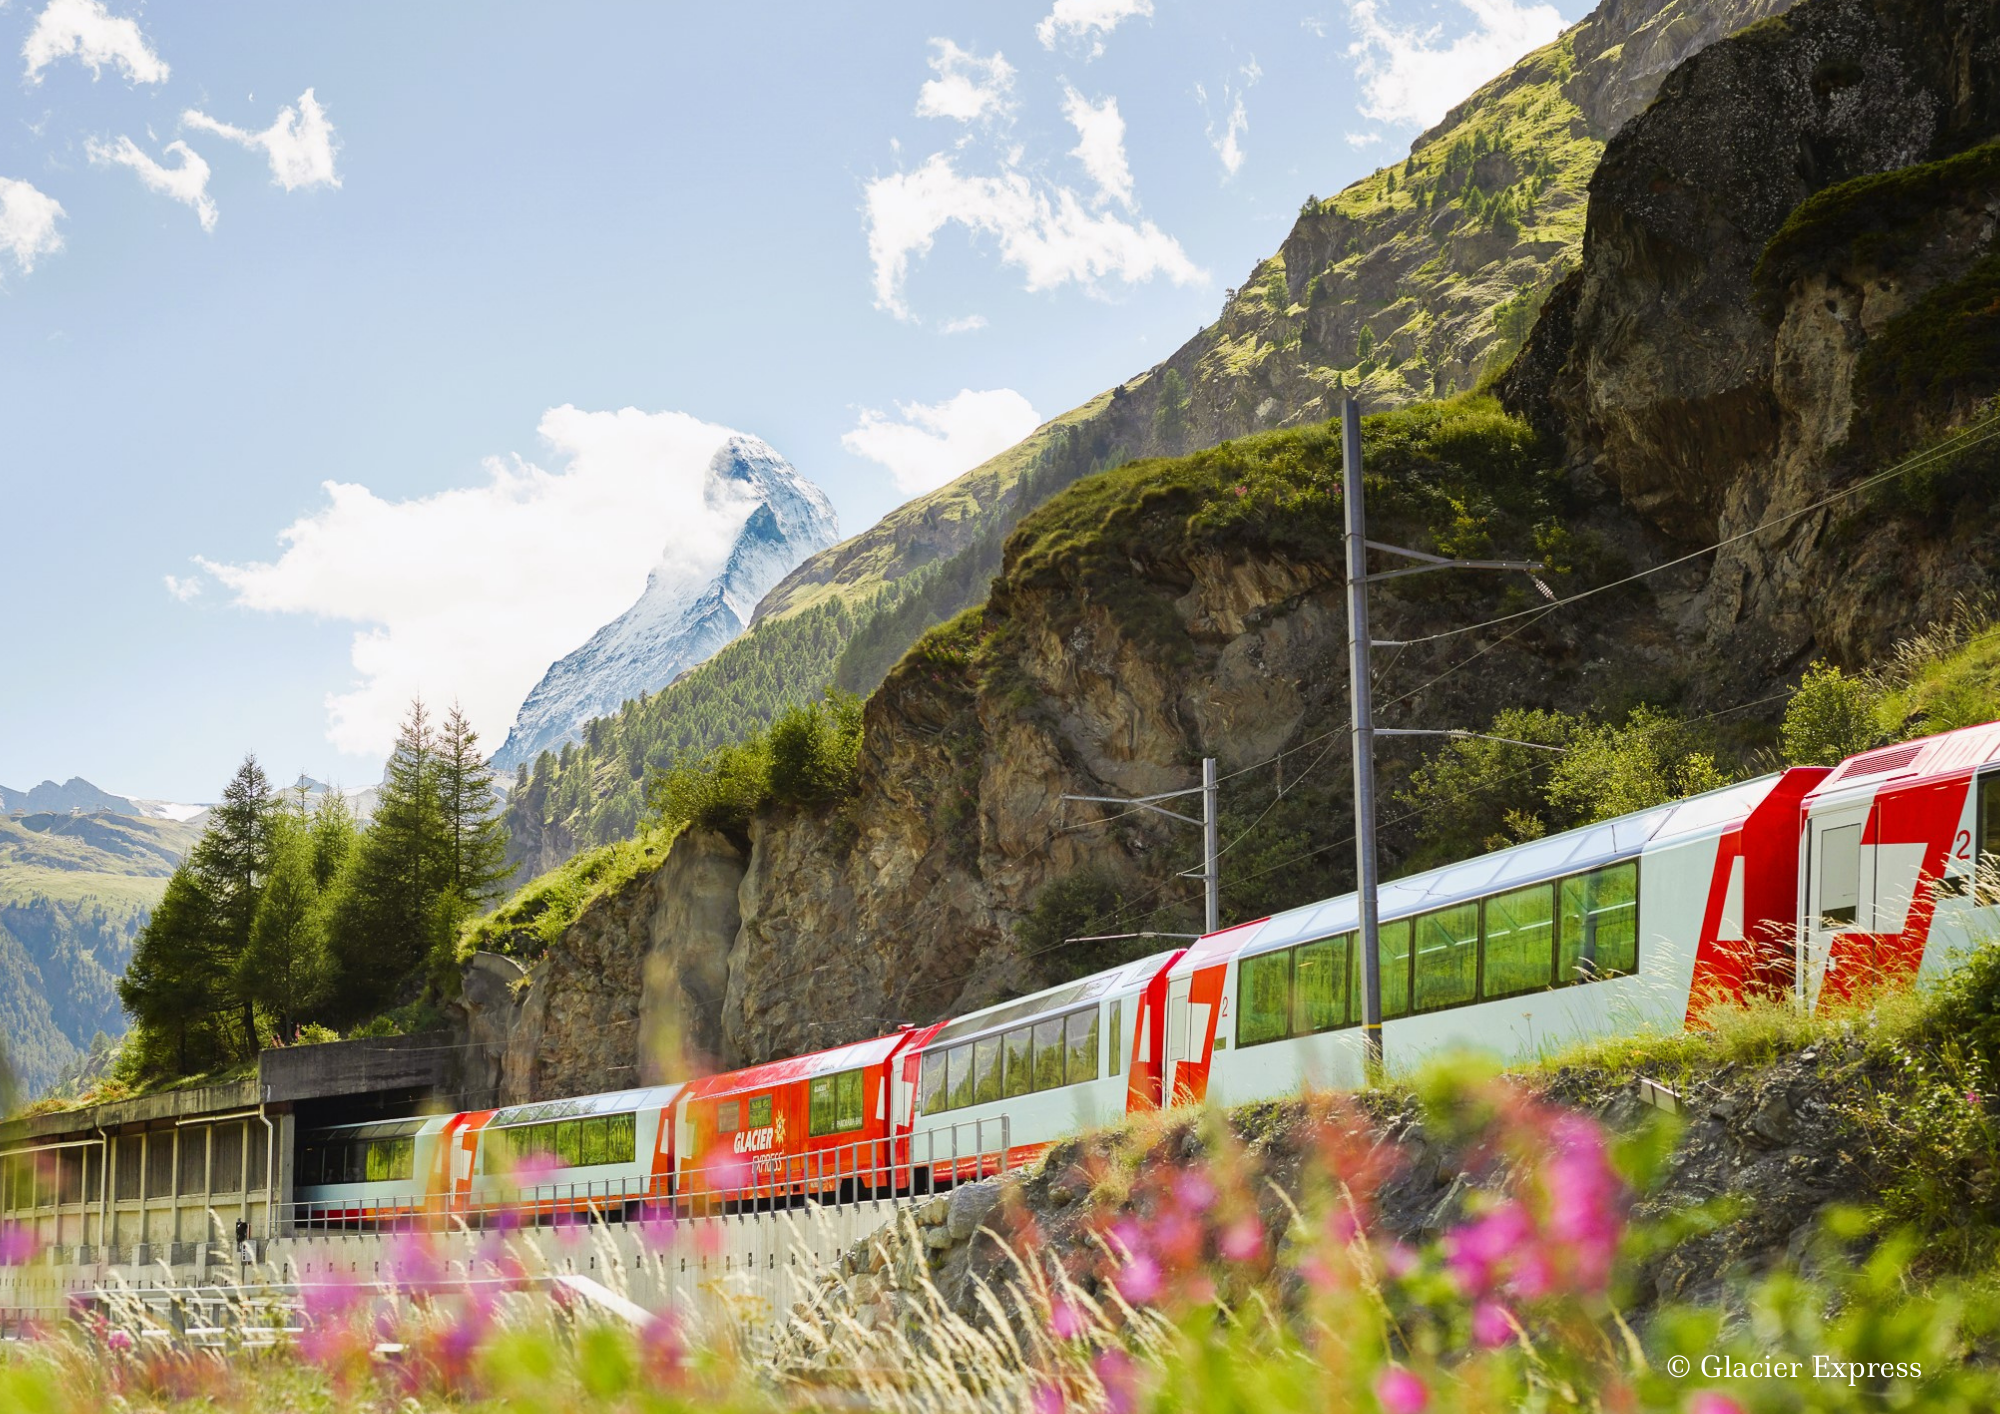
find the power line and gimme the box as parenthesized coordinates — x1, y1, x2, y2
(1381, 411, 2000, 650)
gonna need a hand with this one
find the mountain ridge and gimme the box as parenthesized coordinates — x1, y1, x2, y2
(490, 435, 838, 774)
(495, 0, 1800, 874)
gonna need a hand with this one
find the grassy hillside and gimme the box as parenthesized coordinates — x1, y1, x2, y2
(496, 0, 1797, 878)
(0, 812, 198, 1096)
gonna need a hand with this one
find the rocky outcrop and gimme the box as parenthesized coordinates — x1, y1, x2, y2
(463, 829, 748, 1104)
(1510, 0, 2000, 677)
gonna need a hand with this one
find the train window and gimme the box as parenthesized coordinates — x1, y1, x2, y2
(1034, 1018, 1066, 1091)
(581, 1118, 609, 1167)
(1414, 903, 1480, 1012)
(834, 1069, 867, 1131)
(1562, 862, 1639, 980)
(811, 1070, 867, 1136)
(1066, 1008, 1100, 1084)
(1108, 1000, 1123, 1077)
(1815, 824, 1862, 926)
(717, 1100, 741, 1135)
(974, 1037, 1003, 1104)
(365, 1139, 413, 1184)
(1295, 936, 1348, 1034)
(1359, 919, 1413, 1019)
(557, 1121, 584, 1166)
(605, 1113, 637, 1164)
(948, 1044, 976, 1110)
(1237, 950, 1292, 1048)
(1978, 775, 2000, 905)
(1484, 883, 1556, 1001)
(919, 1050, 949, 1114)
(747, 1096, 772, 1131)
(1003, 1028, 1033, 1099)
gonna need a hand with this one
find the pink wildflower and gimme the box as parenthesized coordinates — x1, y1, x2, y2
(1219, 1215, 1264, 1264)
(1050, 1298, 1088, 1340)
(1115, 1251, 1163, 1305)
(106, 1328, 134, 1353)
(1374, 1366, 1429, 1414)
(1172, 1167, 1217, 1213)
(1688, 1395, 1746, 1414)
(1471, 1300, 1513, 1348)
(1969, 1090, 1983, 1108)
(1095, 1348, 1139, 1414)
(0, 1227, 39, 1265)
(640, 1310, 684, 1381)
(1031, 1381, 1067, 1414)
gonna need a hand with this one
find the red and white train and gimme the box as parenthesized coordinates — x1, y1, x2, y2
(295, 719, 2000, 1224)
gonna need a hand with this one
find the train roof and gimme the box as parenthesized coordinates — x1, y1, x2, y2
(1803, 720, 2000, 810)
(302, 1114, 448, 1140)
(921, 948, 1183, 1052)
(1174, 770, 1793, 974)
(485, 1083, 682, 1129)
(681, 1031, 918, 1101)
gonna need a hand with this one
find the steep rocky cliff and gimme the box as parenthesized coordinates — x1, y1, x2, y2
(1506, 0, 2000, 678)
(466, 0, 2000, 1101)
(497, 0, 1797, 876)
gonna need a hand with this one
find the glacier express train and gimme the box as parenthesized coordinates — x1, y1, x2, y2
(293, 719, 2000, 1222)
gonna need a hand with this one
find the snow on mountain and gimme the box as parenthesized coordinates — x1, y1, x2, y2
(489, 436, 839, 773)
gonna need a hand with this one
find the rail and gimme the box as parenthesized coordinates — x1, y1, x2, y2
(273, 1118, 1013, 1237)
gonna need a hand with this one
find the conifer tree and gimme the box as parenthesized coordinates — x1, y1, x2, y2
(118, 866, 226, 1076)
(323, 699, 450, 1021)
(187, 755, 276, 1052)
(239, 804, 327, 1040)
(438, 700, 512, 904)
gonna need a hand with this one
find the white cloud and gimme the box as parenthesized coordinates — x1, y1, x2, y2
(183, 89, 340, 191)
(1301, 17, 1329, 38)
(940, 314, 988, 334)
(864, 151, 1201, 318)
(162, 573, 201, 603)
(1345, 130, 1383, 148)
(23, 0, 168, 84)
(1036, 0, 1152, 56)
(843, 389, 1042, 497)
(87, 136, 217, 230)
(195, 407, 767, 758)
(0, 177, 64, 274)
(914, 40, 1015, 124)
(1060, 86, 1134, 210)
(1344, 0, 1563, 130)
(1207, 92, 1249, 177)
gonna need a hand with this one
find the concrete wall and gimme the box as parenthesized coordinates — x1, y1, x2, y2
(0, 1197, 925, 1338)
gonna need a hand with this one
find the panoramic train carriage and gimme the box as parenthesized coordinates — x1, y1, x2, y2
(1161, 767, 1828, 1107)
(674, 1031, 939, 1209)
(907, 950, 1184, 1184)
(1798, 722, 2000, 1007)
(295, 1114, 455, 1228)
(466, 1085, 682, 1223)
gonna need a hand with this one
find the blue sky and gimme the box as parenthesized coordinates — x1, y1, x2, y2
(0, 0, 1589, 803)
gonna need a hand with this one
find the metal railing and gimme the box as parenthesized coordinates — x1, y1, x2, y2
(274, 1118, 1013, 1236)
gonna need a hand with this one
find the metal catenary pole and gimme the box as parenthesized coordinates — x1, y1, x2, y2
(1342, 399, 1386, 1076)
(1343, 397, 1546, 1080)
(1061, 757, 1220, 938)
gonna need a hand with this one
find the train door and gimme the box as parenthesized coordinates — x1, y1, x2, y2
(1165, 977, 1191, 1104)
(1804, 801, 1874, 1006)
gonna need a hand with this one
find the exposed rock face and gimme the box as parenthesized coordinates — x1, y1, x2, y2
(492, 437, 838, 774)
(1512, 0, 2000, 676)
(488, 0, 2000, 1096)
(463, 830, 747, 1103)
(497, 0, 1798, 878)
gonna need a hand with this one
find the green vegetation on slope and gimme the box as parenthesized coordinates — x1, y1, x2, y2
(492, 0, 1788, 904)
(0, 811, 199, 1098)
(502, 407, 1131, 871)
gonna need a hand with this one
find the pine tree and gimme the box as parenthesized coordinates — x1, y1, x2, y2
(118, 866, 227, 1076)
(438, 701, 513, 904)
(239, 804, 327, 1040)
(323, 699, 450, 1022)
